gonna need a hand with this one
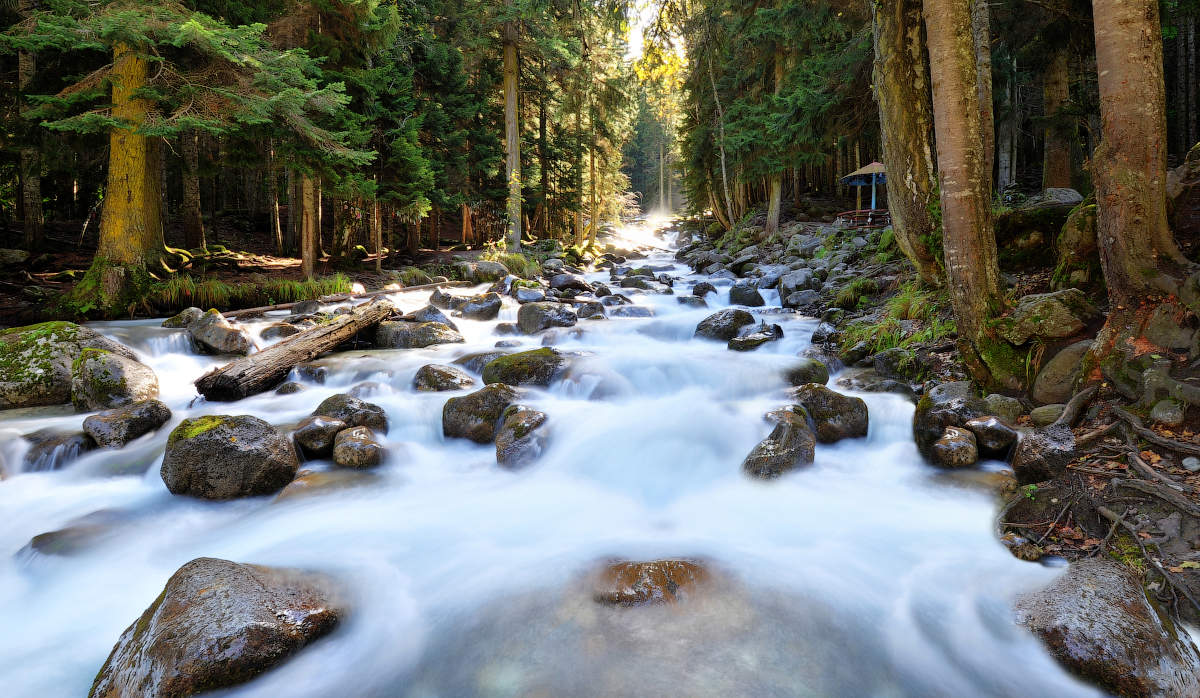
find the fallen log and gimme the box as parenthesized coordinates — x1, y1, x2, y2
(222, 280, 471, 319)
(196, 299, 397, 401)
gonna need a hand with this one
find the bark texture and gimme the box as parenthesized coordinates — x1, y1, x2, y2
(1042, 47, 1073, 189)
(181, 133, 205, 250)
(502, 5, 522, 251)
(17, 0, 41, 252)
(971, 0, 994, 194)
(300, 174, 317, 279)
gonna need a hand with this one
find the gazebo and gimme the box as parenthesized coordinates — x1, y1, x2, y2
(837, 161, 890, 228)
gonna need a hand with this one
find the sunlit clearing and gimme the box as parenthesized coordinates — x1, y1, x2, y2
(611, 212, 673, 249)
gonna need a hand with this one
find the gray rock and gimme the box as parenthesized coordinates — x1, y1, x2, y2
(0, 321, 142, 409)
(913, 382, 988, 461)
(517, 302, 577, 334)
(332, 426, 383, 468)
(162, 307, 204, 329)
(1015, 557, 1200, 697)
(404, 304, 459, 331)
(89, 557, 344, 698)
(729, 282, 765, 307)
(742, 409, 815, 478)
(995, 289, 1100, 344)
(542, 258, 565, 273)
(261, 323, 301, 341)
(872, 347, 923, 382)
(161, 416, 298, 499)
(592, 283, 613, 298)
(453, 260, 509, 282)
(83, 399, 171, 449)
(1018, 187, 1084, 209)
(1030, 404, 1066, 427)
(677, 296, 708, 309)
(375, 321, 465, 349)
(784, 358, 830, 386)
(608, 305, 654, 318)
(1010, 423, 1075, 485)
(575, 301, 606, 319)
(728, 323, 783, 351)
(1145, 304, 1197, 350)
(459, 292, 503, 321)
(1183, 456, 1200, 473)
(779, 269, 814, 297)
(188, 310, 254, 355)
(984, 393, 1024, 424)
(443, 383, 522, 444)
(784, 290, 821, 309)
(292, 415, 348, 459)
(515, 286, 547, 303)
(291, 299, 321, 315)
(452, 350, 510, 374)
(414, 364, 476, 392)
(964, 416, 1017, 456)
(22, 429, 95, 471)
(931, 426, 978, 468)
(482, 348, 567, 387)
(1032, 340, 1093, 405)
(810, 321, 841, 345)
(294, 363, 327, 384)
(692, 282, 716, 297)
(1150, 399, 1186, 426)
(312, 394, 388, 433)
(550, 273, 593, 293)
(275, 382, 305, 395)
(694, 309, 755, 341)
(495, 405, 548, 469)
(71, 348, 159, 412)
(791, 384, 869, 443)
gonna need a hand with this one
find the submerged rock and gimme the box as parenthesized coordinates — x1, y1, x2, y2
(332, 426, 384, 468)
(591, 559, 709, 606)
(292, 415, 348, 459)
(70, 348, 159, 412)
(742, 409, 816, 479)
(694, 309, 755, 341)
(188, 310, 254, 355)
(443, 383, 523, 444)
(312, 394, 388, 434)
(0, 321, 142, 409)
(89, 557, 344, 698)
(413, 364, 476, 392)
(274, 469, 378, 501)
(83, 399, 171, 449)
(495, 405, 548, 468)
(375, 321, 464, 349)
(481, 348, 568, 387)
(161, 416, 299, 499)
(791, 384, 869, 443)
(22, 429, 95, 471)
(517, 302, 577, 334)
(1016, 557, 1200, 697)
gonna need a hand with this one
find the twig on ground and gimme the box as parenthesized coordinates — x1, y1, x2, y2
(1113, 405, 1200, 457)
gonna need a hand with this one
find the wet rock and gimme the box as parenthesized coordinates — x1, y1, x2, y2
(1030, 404, 1065, 427)
(274, 469, 378, 501)
(294, 363, 327, 384)
(25, 509, 127, 557)
(481, 348, 567, 387)
(275, 381, 305, 395)
(453, 260, 509, 283)
(1010, 423, 1075, 485)
(694, 309, 755, 341)
(495, 322, 521, 335)
(70, 348, 159, 412)
(811, 322, 842, 346)
(515, 286, 547, 303)
(414, 364, 476, 392)
(347, 381, 387, 399)
(1015, 557, 1200, 697)
(729, 282, 765, 307)
(375, 321, 465, 349)
(188, 309, 255, 355)
(1150, 399, 1186, 426)
(292, 415, 348, 459)
(742, 409, 815, 478)
(89, 557, 344, 698)
(984, 393, 1024, 424)
(575, 301, 606, 319)
(779, 269, 815, 297)
(872, 347, 924, 382)
(161, 416, 299, 499)
(549, 273, 593, 293)
(619, 276, 654, 290)
(592, 559, 709, 606)
(728, 322, 783, 351)
(452, 350, 510, 374)
(403, 304, 459, 331)
(913, 381, 988, 461)
(784, 289, 821, 309)
(459, 292, 503, 321)
(600, 294, 631, 307)
(692, 281, 716, 297)
(791, 384, 869, 443)
(261, 323, 301, 341)
(0, 321, 142, 409)
(495, 405, 548, 468)
(608, 305, 654, 319)
(785, 358, 830, 386)
(517, 302, 577, 334)
(312, 394, 388, 434)
(1032, 340, 1093, 405)
(162, 307, 203, 329)
(963, 416, 1017, 456)
(443, 383, 523, 444)
(332, 426, 384, 468)
(429, 288, 467, 311)
(995, 289, 1100, 344)
(22, 429, 95, 471)
(291, 299, 321, 315)
(999, 532, 1043, 561)
(592, 282, 613, 298)
(83, 399, 171, 449)
(931, 426, 978, 468)
(677, 296, 708, 309)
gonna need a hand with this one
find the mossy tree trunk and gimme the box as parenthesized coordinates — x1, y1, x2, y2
(871, 0, 942, 285)
(1042, 46, 1073, 190)
(925, 0, 1022, 391)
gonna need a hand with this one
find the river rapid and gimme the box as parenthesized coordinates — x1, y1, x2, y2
(0, 220, 1100, 697)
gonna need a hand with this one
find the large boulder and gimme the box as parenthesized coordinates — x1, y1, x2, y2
(413, 364, 476, 392)
(741, 409, 816, 479)
(729, 282, 764, 307)
(89, 557, 344, 698)
(453, 260, 510, 283)
(1032, 339, 1093, 405)
(481, 348, 568, 387)
(162, 307, 204, 329)
(0, 321, 141, 409)
(403, 304, 458, 331)
(694, 309, 755, 341)
(791, 384, 869, 443)
(995, 289, 1100, 345)
(71, 349, 159, 412)
(375, 321, 464, 349)
(495, 405, 548, 468)
(517, 302, 577, 334)
(188, 310, 254, 355)
(1016, 557, 1200, 697)
(728, 322, 783, 351)
(312, 394, 388, 433)
(443, 383, 522, 444)
(779, 269, 815, 298)
(549, 273, 593, 293)
(452, 350, 510, 374)
(1010, 423, 1075, 485)
(459, 292, 503, 321)
(161, 416, 299, 499)
(912, 381, 987, 461)
(83, 399, 171, 449)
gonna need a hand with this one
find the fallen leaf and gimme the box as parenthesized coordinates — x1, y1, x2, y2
(1138, 531, 1152, 539)
(1082, 538, 1101, 547)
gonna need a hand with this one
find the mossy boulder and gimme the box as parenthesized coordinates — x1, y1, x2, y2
(375, 321, 464, 349)
(0, 321, 141, 409)
(452, 350, 510, 374)
(791, 384, 869, 443)
(312, 394, 388, 434)
(89, 557, 344, 698)
(161, 416, 299, 499)
(162, 307, 204, 329)
(994, 289, 1099, 345)
(459, 292, 504, 321)
(481, 348, 568, 387)
(443, 383, 522, 444)
(729, 282, 765, 307)
(188, 310, 254, 355)
(913, 382, 988, 461)
(784, 359, 830, 387)
(495, 405, 548, 468)
(83, 399, 171, 449)
(517, 302, 577, 334)
(413, 364, 476, 391)
(71, 348, 159, 412)
(742, 409, 816, 479)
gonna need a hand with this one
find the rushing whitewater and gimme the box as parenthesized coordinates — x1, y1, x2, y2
(0, 220, 1099, 696)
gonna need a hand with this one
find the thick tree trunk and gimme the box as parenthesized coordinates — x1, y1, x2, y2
(659, 139, 667, 212)
(925, 0, 1019, 390)
(1042, 47, 1073, 189)
(286, 169, 298, 254)
(300, 174, 317, 279)
(708, 57, 736, 228)
(17, 0, 42, 252)
(971, 0, 994, 194)
(268, 143, 282, 255)
(503, 5, 522, 252)
(462, 202, 473, 245)
(181, 133, 205, 250)
(588, 103, 598, 247)
(997, 54, 1017, 191)
(871, 0, 942, 284)
(574, 106, 585, 246)
(766, 48, 786, 235)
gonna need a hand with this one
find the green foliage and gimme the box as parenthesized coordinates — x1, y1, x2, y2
(834, 278, 879, 309)
(146, 273, 352, 312)
(838, 281, 958, 354)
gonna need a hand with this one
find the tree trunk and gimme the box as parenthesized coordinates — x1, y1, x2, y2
(503, 4, 522, 252)
(286, 170, 298, 254)
(1042, 47, 1073, 189)
(925, 0, 1019, 390)
(588, 99, 598, 247)
(997, 54, 1016, 191)
(181, 133, 205, 250)
(372, 195, 382, 272)
(461, 202, 473, 245)
(659, 139, 667, 212)
(300, 174, 317, 279)
(1189, 17, 1198, 148)
(766, 47, 785, 235)
(17, 15, 41, 253)
(871, 0, 942, 284)
(574, 105, 585, 246)
(268, 145, 282, 255)
(971, 0, 994, 195)
(708, 57, 736, 228)
(538, 88, 550, 238)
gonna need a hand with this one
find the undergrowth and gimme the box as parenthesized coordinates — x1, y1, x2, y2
(147, 273, 353, 313)
(839, 281, 957, 354)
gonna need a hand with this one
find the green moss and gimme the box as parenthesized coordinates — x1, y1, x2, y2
(0, 322, 82, 389)
(170, 415, 230, 443)
(834, 278, 880, 310)
(482, 348, 559, 385)
(1107, 533, 1147, 572)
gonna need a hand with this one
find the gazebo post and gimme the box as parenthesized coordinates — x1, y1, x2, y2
(870, 174, 877, 210)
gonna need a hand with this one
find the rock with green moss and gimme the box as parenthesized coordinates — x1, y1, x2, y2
(495, 405, 548, 468)
(1030, 404, 1066, 427)
(261, 323, 301, 341)
(187, 310, 254, 355)
(375, 321, 464, 349)
(161, 415, 299, 499)
(0, 321, 142, 410)
(162, 307, 204, 329)
(88, 557, 344, 698)
(517, 302, 577, 334)
(71, 348, 159, 412)
(83, 399, 171, 448)
(791, 384, 869, 443)
(312, 394, 388, 434)
(443, 383, 523, 444)
(995, 289, 1100, 345)
(452, 350, 510, 374)
(414, 364, 476, 392)
(784, 359, 830, 386)
(913, 382, 988, 461)
(454, 260, 510, 283)
(481, 348, 568, 387)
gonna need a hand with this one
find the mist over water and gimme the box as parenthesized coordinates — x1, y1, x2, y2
(0, 220, 1099, 697)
